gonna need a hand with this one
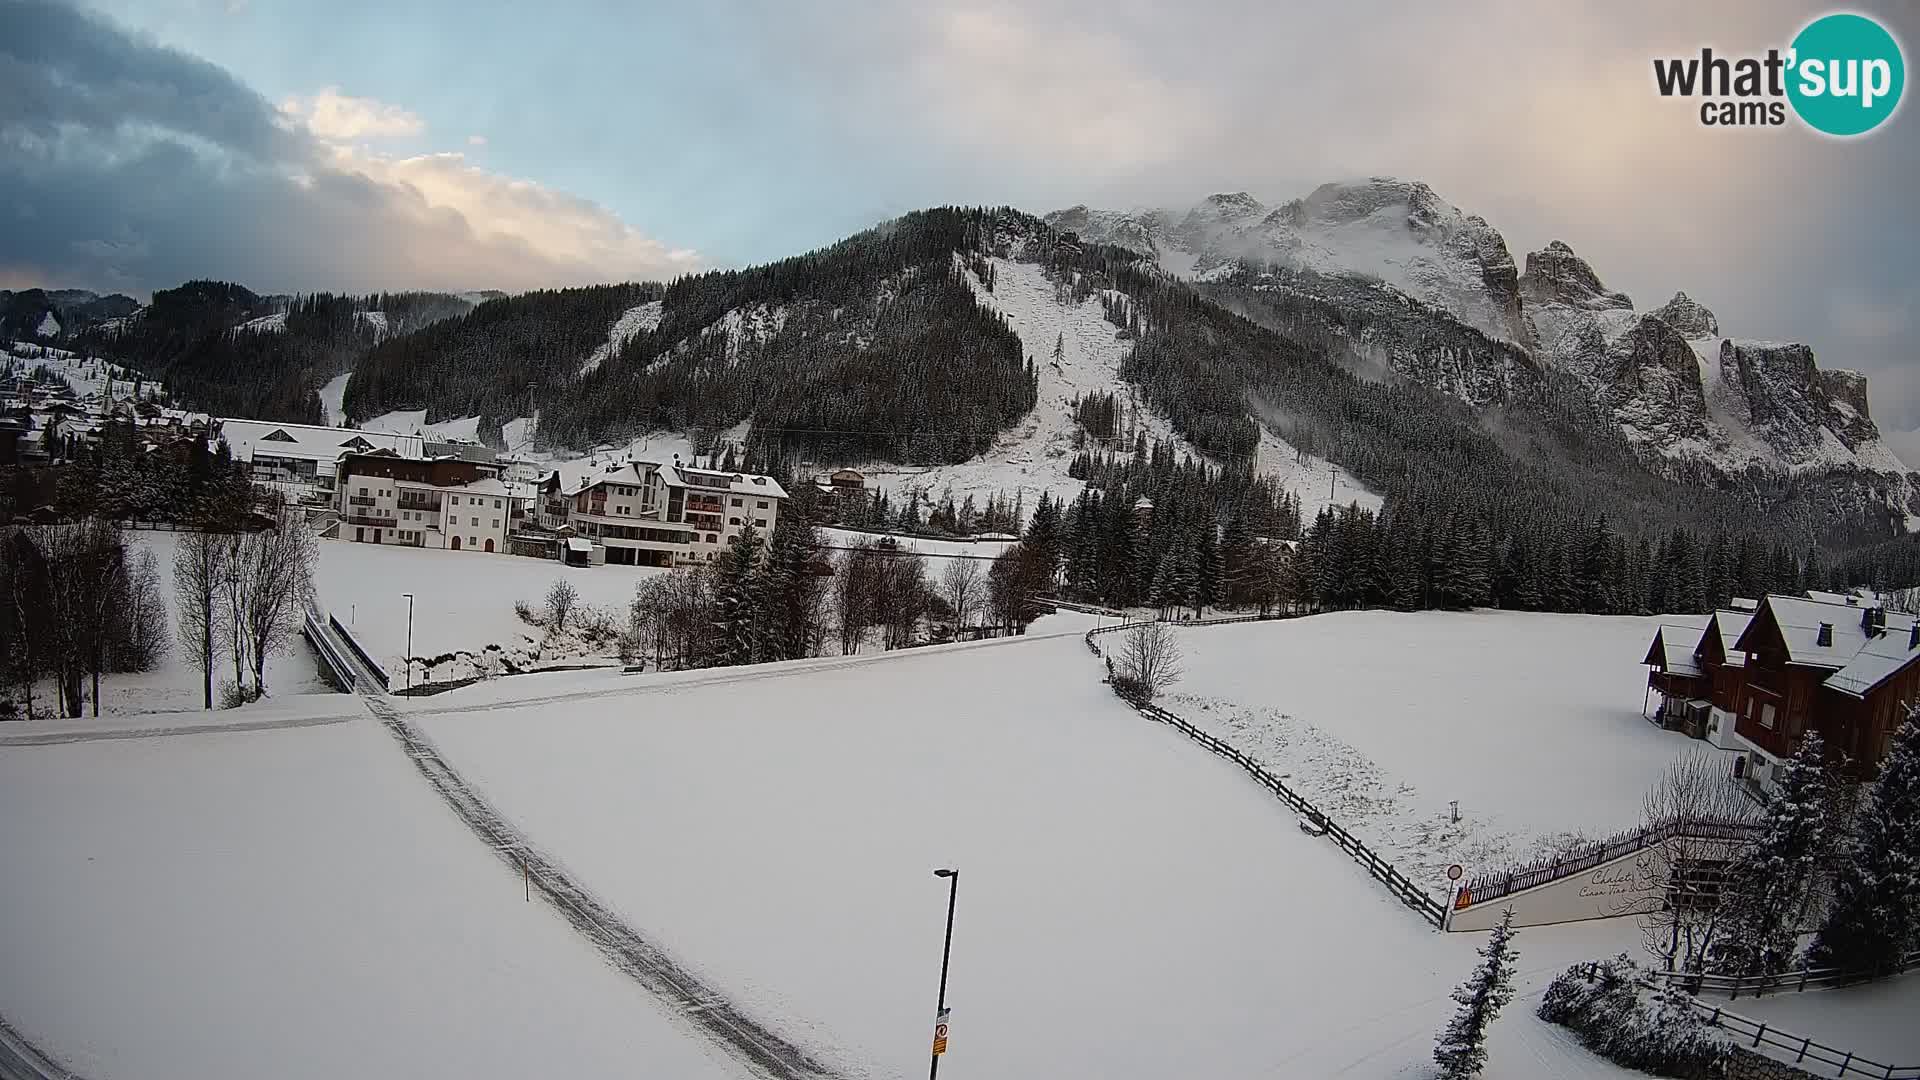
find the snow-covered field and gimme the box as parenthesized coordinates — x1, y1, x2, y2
(817, 526, 1015, 579)
(0, 712, 753, 1080)
(1165, 610, 1708, 896)
(317, 371, 351, 427)
(312, 539, 666, 678)
(415, 629, 1644, 1079)
(360, 408, 482, 444)
(5, 343, 158, 403)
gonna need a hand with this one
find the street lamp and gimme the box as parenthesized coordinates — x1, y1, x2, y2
(400, 592, 414, 693)
(929, 867, 959, 1080)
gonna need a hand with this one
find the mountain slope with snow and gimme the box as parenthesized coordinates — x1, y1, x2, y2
(1053, 179, 1915, 524)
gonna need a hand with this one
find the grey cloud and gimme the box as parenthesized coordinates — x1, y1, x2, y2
(0, 0, 694, 295)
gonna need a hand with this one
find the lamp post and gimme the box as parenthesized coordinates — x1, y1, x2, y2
(401, 592, 414, 693)
(929, 867, 959, 1080)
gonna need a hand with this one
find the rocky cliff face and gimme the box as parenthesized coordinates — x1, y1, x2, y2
(1051, 180, 1913, 521)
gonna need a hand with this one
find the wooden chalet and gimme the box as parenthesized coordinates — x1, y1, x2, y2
(1731, 595, 1920, 777)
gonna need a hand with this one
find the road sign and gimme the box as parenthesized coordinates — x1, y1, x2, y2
(1446, 864, 1464, 882)
(931, 1007, 950, 1056)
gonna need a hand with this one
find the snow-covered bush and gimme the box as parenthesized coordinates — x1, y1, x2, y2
(1538, 954, 1729, 1078)
(218, 680, 260, 710)
(513, 599, 540, 627)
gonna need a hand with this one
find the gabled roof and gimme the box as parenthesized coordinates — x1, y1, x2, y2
(1826, 626, 1920, 698)
(218, 418, 423, 464)
(1734, 594, 1912, 670)
(1644, 624, 1705, 676)
(1699, 609, 1754, 669)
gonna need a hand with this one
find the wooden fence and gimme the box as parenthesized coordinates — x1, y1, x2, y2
(1457, 816, 1761, 910)
(1646, 950, 1920, 1001)
(1084, 619, 1447, 927)
(1678, 991, 1919, 1079)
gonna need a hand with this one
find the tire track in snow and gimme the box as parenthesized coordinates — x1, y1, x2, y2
(362, 694, 847, 1080)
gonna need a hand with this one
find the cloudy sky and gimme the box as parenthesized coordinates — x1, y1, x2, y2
(3, 0, 1916, 454)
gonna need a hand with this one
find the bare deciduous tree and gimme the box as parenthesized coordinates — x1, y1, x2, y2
(833, 543, 880, 655)
(1118, 620, 1183, 700)
(942, 558, 983, 633)
(1638, 751, 1756, 976)
(114, 548, 170, 673)
(546, 577, 580, 632)
(236, 514, 318, 697)
(174, 531, 227, 710)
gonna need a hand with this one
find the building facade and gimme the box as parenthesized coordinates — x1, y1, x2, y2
(335, 452, 526, 552)
(1645, 593, 1920, 795)
(545, 458, 787, 567)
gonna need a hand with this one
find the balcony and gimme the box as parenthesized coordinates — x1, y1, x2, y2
(397, 498, 442, 513)
(348, 495, 378, 507)
(345, 513, 395, 527)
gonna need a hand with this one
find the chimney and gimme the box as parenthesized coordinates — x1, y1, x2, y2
(1816, 623, 1834, 647)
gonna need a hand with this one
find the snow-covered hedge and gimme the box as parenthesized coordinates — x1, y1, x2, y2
(1538, 955, 1731, 1079)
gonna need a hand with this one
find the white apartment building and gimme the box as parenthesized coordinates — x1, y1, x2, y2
(545, 458, 787, 566)
(336, 452, 527, 552)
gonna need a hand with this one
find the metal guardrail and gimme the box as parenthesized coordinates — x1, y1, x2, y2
(1084, 616, 1447, 927)
(301, 606, 361, 694)
(324, 610, 389, 692)
(1647, 951, 1920, 1001)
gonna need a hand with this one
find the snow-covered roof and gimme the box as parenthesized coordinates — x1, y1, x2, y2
(1729, 597, 1759, 611)
(1740, 594, 1918, 672)
(665, 464, 788, 500)
(1651, 624, 1704, 676)
(219, 418, 423, 464)
(567, 537, 593, 553)
(1705, 609, 1754, 668)
(1826, 624, 1920, 698)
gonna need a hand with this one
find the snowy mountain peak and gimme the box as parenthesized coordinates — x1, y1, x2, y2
(1519, 240, 1632, 312)
(1649, 291, 1719, 338)
(1187, 191, 1266, 224)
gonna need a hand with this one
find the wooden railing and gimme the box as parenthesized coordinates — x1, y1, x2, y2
(1646, 950, 1920, 1000)
(1680, 991, 1919, 1078)
(1457, 817, 1761, 910)
(1084, 617, 1447, 927)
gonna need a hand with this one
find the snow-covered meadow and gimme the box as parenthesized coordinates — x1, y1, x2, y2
(310, 539, 667, 681)
(414, 629, 1645, 1079)
(0, 713, 754, 1080)
(1165, 610, 1712, 897)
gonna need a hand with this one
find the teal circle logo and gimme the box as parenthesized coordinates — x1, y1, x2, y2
(1787, 13, 1905, 136)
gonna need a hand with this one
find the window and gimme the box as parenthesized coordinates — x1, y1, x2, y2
(731, 497, 742, 506)
(450, 496, 459, 505)
(1760, 703, 1776, 730)
(755, 519, 766, 529)
(471, 516, 479, 526)
(469, 537, 477, 547)
(706, 534, 716, 543)
(493, 499, 501, 509)
(757, 501, 768, 509)
(358, 486, 368, 496)
(491, 519, 499, 528)
(729, 517, 741, 526)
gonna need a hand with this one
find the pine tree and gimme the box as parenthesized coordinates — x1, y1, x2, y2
(1434, 908, 1519, 1079)
(1808, 715, 1920, 975)
(1023, 493, 1063, 589)
(709, 524, 762, 667)
(1708, 733, 1833, 977)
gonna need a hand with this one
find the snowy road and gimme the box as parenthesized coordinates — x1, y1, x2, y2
(363, 694, 844, 1080)
(0, 1013, 83, 1080)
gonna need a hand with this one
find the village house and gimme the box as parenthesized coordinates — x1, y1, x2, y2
(216, 418, 426, 505)
(1643, 592, 1920, 795)
(334, 451, 526, 552)
(538, 457, 787, 567)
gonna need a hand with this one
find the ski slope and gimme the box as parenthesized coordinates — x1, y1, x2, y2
(318, 372, 351, 427)
(859, 255, 1376, 523)
(0, 714, 754, 1080)
(416, 629, 1644, 1079)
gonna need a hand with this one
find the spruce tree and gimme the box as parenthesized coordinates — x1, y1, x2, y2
(710, 524, 762, 667)
(1434, 908, 1519, 1079)
(1808, 716, 1920, 975)
(1708, 733, 1832, 977)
